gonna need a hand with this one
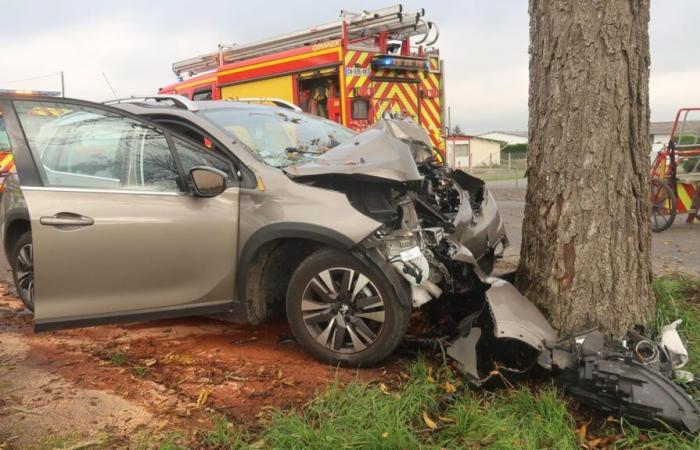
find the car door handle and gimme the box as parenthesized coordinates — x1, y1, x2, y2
(40, 214, 94, 227)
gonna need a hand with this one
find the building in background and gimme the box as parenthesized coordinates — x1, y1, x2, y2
(650, 120, 700, 155)
(478, 131, 528, 147)
(445, 134, 504, 169)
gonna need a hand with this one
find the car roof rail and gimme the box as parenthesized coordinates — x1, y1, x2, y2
(227, 97, 302, 112)
(103, 94, 200, 112)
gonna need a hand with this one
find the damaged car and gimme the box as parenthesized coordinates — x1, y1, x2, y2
(0, 93, 512, 367)
(2, 94, 699, 432)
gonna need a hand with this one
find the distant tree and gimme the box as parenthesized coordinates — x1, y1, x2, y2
(451, 125, 462, 135)
(517, 0, 653, 334)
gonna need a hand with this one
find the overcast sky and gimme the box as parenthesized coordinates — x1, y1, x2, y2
(1, 1, 698, 133)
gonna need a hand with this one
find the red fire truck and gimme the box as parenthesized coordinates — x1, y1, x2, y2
(159, 4, 446, 158)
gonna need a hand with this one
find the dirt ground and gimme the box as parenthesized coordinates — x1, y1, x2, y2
(0, 286, 396, 449)
(2, 182, 698, 448)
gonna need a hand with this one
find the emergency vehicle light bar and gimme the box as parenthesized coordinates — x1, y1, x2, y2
(103, 95, 200, 112)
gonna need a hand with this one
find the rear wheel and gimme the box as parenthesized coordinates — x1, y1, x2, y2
(649, 179, 676, 232)
(11, 231, 34, 311)
(286, 248, 410, 366)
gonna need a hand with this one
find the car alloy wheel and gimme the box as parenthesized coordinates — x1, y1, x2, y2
(15, 242, 34, 308)
(300, 267, 386, 354)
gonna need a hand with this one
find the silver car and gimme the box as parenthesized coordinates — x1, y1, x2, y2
(0, 94, 512, 366)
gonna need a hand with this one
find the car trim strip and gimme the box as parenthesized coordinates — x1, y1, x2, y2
(21, 186, 186, 196)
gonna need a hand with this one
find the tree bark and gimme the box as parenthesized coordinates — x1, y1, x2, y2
(517, 0, 653, 334)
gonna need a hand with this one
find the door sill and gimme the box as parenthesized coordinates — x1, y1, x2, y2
(34, 301, 233, 332)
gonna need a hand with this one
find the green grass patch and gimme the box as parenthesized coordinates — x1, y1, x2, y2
(153, 275, 700, 449)
(651, 275, 700, 373)
(107, 351, 129, 366)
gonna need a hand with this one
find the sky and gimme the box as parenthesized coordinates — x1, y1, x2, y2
(1, 0, 699, 134)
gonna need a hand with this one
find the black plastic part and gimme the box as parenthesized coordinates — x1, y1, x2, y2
(554, 357, 700, 433)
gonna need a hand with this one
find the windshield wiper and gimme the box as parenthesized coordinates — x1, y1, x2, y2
(285, 147, 325, 155)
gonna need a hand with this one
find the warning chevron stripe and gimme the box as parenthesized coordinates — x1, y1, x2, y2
(676, 182, 697, 214)
(0, 153, 14, 170)
(422, 98, 441, 127)
(345, 52, 371, 95)
(395, 83, 417, 112)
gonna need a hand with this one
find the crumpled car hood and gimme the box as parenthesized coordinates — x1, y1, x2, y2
(371, 118, 434, 163)
(285, 128, 423, 183)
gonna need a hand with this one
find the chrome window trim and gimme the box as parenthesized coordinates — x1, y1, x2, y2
(21, 186, 185, 196)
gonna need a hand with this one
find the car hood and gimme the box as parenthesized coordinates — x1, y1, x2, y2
(285, 128, 423, 183)
(371, 118, 434, 163)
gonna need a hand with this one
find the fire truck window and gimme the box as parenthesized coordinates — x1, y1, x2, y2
(193, 89, 213, 101)
(299, 76, 339, 119)
(352, 100, 370, 120)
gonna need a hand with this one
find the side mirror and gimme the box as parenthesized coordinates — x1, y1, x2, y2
(189, 166, 227, 197)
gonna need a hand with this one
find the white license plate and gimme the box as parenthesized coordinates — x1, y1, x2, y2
(400, 246, 422, 262)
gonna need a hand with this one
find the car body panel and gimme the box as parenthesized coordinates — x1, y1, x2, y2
(23, 186, 240, 328)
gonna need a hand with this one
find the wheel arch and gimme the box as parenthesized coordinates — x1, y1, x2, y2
(3, 208, 31, 258)
(232, 223, 358, 323)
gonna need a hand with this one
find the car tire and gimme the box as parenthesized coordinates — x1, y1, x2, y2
(286, 248, 410, 367)
(11, 231, 34, 311)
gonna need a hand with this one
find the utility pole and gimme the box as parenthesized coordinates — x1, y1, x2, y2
(60, 71, 65, 97)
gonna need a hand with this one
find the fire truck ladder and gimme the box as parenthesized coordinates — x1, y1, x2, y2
(173, 4, 438, 76)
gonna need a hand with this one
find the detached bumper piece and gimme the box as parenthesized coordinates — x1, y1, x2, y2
(446, 279, 556, 386)
(443, 278, 700, 433)
(543, 329, 700, 433)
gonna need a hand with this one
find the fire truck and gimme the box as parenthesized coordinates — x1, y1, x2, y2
(159, 4, 446, 157)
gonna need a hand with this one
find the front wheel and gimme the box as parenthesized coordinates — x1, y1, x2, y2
(286, 248, 410, 366)
(11, 231, 34, 311)
(649, 179, 677, 232)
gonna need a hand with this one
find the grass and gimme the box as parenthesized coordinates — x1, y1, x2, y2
(148, 275, 700, 449)
(107, 351, 129, 366)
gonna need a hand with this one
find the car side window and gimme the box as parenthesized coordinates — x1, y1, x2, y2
(0, 112, 11, 151)
(14, 101, 181, 192)
(172, 136, 236, 183)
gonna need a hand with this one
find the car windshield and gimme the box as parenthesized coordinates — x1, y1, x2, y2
(201, 107, 354, 167)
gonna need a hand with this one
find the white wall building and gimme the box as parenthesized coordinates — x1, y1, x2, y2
(650, 120, 700, 156)
(478, 131, 528, 146)
(446, 135, 504, 169)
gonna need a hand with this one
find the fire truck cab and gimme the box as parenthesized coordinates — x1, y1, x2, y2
(159, 4, 446, 157)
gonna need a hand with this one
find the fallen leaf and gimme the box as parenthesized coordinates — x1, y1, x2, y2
(577, 423, 587, 442)
(381, 432, 389, 439)
(443, 381, 456, 393)
(196, 388, 209, 408)
(422, 411, 438, 430)
(379, 383, 390, 395)
(143, 358, 157, 367)
(588, 437, 601, 448)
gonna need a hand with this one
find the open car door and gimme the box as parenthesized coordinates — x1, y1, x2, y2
(0, 96, 240, 330)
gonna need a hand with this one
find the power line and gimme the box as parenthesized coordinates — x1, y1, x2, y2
(0, 72, 62, 85)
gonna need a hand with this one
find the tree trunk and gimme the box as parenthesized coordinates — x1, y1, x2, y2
(517, 0, 653, 334)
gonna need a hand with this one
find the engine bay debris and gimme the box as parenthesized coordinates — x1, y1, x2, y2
(438, 283, 700, 433)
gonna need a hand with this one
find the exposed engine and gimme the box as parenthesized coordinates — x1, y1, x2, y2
(290, 118, 700, 434)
